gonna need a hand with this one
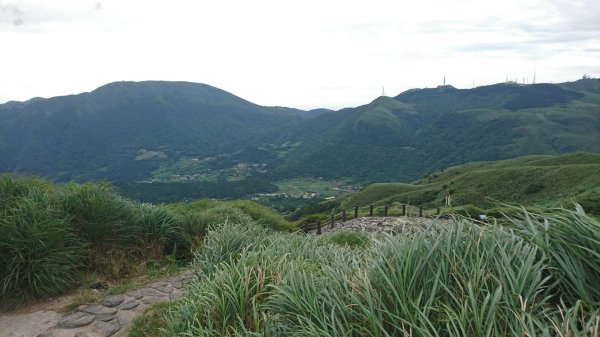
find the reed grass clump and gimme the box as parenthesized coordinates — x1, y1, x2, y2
(58, 182, 136, 245)
(165, 222, 361, 336)
(1, 175, 291, 306)
(504, 205, 600, 306)
(324, 229, 371, 248)
(0, 177, 85, 306)
(162, 208, 599, 337)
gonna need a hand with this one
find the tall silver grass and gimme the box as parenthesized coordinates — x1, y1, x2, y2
(164, 211, 599, 336)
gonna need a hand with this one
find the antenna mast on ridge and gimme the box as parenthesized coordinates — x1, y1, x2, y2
(443, 73, 446, 86)
(533, 71, 536, 84)
(382, 86, 386, 97)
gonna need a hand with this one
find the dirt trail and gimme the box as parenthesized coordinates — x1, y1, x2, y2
(0, 270, 195, 337)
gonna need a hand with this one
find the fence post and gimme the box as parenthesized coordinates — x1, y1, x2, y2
(419, 206, 423, 217)
(317, 221, 321, 235)
(402, 204, 406, 216)
(384, 205, 388, 217)
(354, 206, 358, 219)
(331, 214, 335, 229)
(369, 205, 373, 216)
(342, 210, 346, 222)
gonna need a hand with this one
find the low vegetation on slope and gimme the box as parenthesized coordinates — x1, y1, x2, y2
(138, 206, 600, 336)
(337, 152, 600, 214)
(0, 175, 291, 308)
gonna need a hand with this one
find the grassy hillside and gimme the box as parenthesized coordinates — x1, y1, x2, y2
(0, 175, 291, 308)
(134, 207, 600, 336)
(3, 174, 600, 335)
(337, 152, 600, 213)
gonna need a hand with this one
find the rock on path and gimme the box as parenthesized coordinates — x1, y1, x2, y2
(0, 270, 195, 337)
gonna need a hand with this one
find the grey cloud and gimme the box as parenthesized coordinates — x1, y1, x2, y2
(0, 2, 25, 25)
(451, 1, 600, 58)
(509, 1, 600, 41)
(95, 2, 102, 10)
(419, 0, 600, 40)
(456, 30, 600, 55)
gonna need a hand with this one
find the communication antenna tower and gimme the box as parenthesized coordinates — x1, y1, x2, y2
(443, 73, 446, 86)
(382, 86, 386, 97)
(533, 71, 536, 84)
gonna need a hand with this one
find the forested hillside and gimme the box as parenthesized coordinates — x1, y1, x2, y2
(1, 79, 599, 190)
(272, 79, 600, 182)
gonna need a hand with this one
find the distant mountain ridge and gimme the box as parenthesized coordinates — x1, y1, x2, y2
(1, 79, 599, 185)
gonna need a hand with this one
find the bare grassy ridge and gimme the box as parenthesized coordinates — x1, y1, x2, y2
(155, 207, 600, 336)
(338, 152, 600, 212)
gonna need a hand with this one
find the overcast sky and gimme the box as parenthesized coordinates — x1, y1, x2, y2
(1, 0, 599, 110)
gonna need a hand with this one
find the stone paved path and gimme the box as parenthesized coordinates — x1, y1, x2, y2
(1, 270, 195, 337)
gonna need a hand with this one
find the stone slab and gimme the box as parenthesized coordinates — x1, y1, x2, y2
(57, 312, 95, 329)
(117, 299, 140, 310)
(80, 305, 118, 316)
(92, 319, 121, 337)
(100, 295, 125, 308)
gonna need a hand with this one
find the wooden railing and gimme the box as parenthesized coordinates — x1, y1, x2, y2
(310, 204, 443, 234)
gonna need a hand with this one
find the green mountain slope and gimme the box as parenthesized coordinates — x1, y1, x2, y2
(1, 79, 599, 188)
(270, 96, 425, 181)
(272, 79, 600, 182)
(337, 152, 600, 213)
(0, 81, 303, 182)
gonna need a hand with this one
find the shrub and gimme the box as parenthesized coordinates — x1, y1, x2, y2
(192, 219, 272, 278)
(576, 190, 600, 215)
(524, 183, 544, 195)
(130, 203, 183, 259)
(226, 200, 293, 231)
(0, 186, 85, 305)
(57, 182, 135, 246)
(164, 214, 600, 336)
(444, 204, 486, 218)
(323, 230, 371, 248)
(129, 301, 175, 337)
(0, 175, 55, 209)
(0, 176, 300, 305)
(165, 222, 359, 336)
(504, 205, 600, 306)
